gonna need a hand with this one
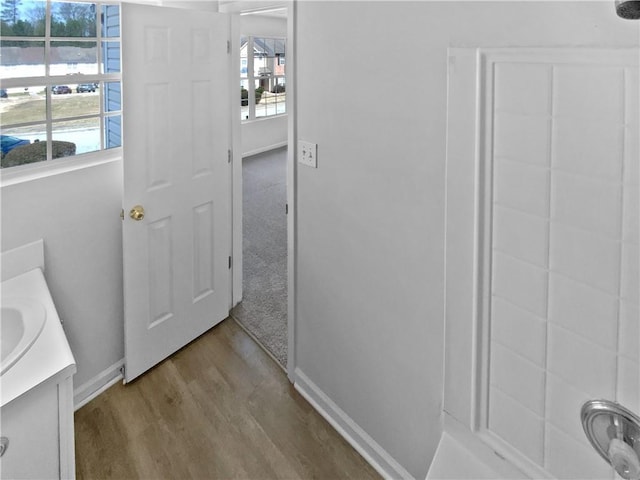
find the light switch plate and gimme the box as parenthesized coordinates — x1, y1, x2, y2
(298, 141, 317, 168)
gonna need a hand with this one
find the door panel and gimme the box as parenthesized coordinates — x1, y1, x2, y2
(122, 4, 231, 382)
(193, 201, 215, 301)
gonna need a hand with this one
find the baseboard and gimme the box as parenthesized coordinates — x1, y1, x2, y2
(242, 141, 288, 158)
(294, 368, 415, 480)
(73, 359, 124, 410)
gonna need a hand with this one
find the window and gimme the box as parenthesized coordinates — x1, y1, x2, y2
(0, 0, 121, 169)
(240, 35, 285, 121)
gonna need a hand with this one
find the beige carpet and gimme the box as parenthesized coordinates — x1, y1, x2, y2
(231, 147, 288, 367)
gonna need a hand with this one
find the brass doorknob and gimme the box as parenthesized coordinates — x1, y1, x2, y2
(129, 205, 145, 221)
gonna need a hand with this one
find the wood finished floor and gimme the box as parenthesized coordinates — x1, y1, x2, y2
(74, 319, 381, 480)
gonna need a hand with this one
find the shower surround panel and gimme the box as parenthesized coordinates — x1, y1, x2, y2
(485, 53, 638, 479)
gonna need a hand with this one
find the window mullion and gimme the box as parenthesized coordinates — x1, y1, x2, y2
(248, 36, 255, 120)
(97, 3, 104, 149)
(45, 0, 52, 161)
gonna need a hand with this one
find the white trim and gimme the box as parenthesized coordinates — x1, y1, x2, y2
(73, 359, 124, 410)
(294, 368, 414, 480)
(231, 13, 243, 308)
(242, 140, 288, 159)
(0, 149, 122, 188)
(240, 6, 286, 17)
(443, 47, 480, 428)
(286, 0, 296, 383)
(241, 113, 288, 126)
(220, 1, 287, 16)
(0, 73, 121, 90)
(226, 12, 234, 314)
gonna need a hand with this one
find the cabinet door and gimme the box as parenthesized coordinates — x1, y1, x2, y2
(0, 383, 59, 479)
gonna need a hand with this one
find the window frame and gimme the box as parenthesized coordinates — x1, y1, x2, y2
(0, 0, 122, 176)
(241, 35, 286, 122)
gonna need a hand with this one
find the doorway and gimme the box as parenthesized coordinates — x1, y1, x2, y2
(232, 147, 288, 367)
(227, 5, 292, 371)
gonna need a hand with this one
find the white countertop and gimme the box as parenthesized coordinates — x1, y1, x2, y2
(1, 268, 76, 407)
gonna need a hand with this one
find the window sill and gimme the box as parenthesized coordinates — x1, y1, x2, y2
(0, 148, 122, 188)
(241, 113, 288, 125)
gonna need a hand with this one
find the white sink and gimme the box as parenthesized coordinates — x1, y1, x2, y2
(1, 298, 46, 375)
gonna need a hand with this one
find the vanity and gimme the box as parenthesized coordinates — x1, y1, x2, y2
(1, 241, 76, 479)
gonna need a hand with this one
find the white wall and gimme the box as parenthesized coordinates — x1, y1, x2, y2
(294, 2, 639, 479)
(241, 115, 287, 156)
(1, 161, 124, 396)
(239, 14, 288, 156)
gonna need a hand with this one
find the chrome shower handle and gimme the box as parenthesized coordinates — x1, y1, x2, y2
(582, 400, 640, 480)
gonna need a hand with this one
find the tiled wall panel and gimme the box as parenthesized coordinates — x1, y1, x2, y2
(488, 59, 639, 478)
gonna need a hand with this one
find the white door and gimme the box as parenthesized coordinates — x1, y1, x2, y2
(121, 4, 231, 382)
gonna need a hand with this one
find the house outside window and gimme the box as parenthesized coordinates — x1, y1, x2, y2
(240, 35, 285, 121)
(0, 0, 122, 169)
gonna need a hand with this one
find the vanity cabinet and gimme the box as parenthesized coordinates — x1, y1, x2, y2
(1, 245, 77, 479)
(0, 375, 75, 479)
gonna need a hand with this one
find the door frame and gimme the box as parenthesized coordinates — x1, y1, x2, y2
(285, 0, 296, 382)
(229, 1, 297, 381)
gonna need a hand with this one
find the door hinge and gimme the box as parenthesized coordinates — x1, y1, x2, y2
(120, 364, 126, 384)
(285, 203, 288, 215)
(228, 256, 232, 269)
(120, 208, 124, 220)
(227, 40, 231, 54)
(228, 149, 232, 164)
